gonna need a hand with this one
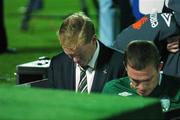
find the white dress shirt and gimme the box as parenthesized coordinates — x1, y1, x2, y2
(75, 41, 100, 93)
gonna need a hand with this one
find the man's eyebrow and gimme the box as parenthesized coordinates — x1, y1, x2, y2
(144, 76, 153, 82)
(130, 76, 153, 82)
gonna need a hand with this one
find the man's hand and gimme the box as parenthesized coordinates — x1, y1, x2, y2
(167, 35, 180, 53)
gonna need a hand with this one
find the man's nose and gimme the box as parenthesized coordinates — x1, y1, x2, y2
(137, 83, 145, 90)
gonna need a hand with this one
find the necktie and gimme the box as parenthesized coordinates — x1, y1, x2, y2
(78, 67, 88, 93)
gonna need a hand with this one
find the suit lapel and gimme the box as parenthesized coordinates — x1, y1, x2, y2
(91, 64, 109, 92)
(91, 41, 111, 92)
(64, 56, 76, 90)
(70, 61, 76, 90)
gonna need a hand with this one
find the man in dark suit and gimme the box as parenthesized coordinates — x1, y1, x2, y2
(0, 0, 8, 53)
(103, 40, 180, 112)
(0, 0, 16, 54)
(48, 12, 125, 93)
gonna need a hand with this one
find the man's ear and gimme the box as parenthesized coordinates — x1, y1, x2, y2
(91, 34, 97, 44)
(123, 61, 127, 71)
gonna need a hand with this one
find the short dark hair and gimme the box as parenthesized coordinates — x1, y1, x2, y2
(124, 40, 161, 70)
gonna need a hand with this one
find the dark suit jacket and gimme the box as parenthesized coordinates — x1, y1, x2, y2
(48, 41, 125, 93)
(0, 0, 8, 52)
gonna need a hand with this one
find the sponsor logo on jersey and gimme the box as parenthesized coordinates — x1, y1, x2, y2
(150, 13, 158, 28)
(132, 16, 148, 30)
(161, 13, 172, 27)
(118, 92, 132, 96)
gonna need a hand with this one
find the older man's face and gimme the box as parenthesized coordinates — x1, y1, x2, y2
(63, 41, 95, 67)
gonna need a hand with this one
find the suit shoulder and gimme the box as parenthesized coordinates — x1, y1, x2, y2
(114, 50, 124, 58)
(109, 48, 124, 66)
(110, 47, 124, 59)
(51, 52, 69, 62)
(50, 52, 73, 67)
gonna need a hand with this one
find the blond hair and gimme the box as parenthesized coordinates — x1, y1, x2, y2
(58, 12, 95, 48)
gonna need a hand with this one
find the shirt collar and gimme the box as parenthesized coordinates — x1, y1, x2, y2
(158, 71, 163, 85)
(87, 40, 100, 70)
